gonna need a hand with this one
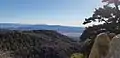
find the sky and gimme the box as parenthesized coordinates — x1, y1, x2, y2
(0, 0, 103, 27)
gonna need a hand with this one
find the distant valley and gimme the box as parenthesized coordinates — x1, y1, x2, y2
(0, 23, 84, 58)
(0, 23, 84, 40)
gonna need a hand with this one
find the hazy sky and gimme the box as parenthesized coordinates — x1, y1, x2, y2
(0, 0, 102, 27)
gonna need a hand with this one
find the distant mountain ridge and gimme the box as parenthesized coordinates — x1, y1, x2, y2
(0, 23, 84, 33)
(0, 23, 84, 41)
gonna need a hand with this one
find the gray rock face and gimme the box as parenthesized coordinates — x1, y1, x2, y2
(105, 34, 120, 58)
(89, 33, 110, 58)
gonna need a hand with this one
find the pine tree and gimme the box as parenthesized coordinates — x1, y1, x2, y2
(80, 0, 120, 57)
(80, 0, 120, 41)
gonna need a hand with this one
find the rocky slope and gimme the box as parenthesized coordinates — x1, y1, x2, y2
(0, 29, 81, 58)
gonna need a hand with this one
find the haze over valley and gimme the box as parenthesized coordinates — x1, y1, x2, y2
(0, 23, 84, 41)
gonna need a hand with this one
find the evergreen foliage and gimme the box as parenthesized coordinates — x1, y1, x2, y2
(80, 0, 120, 57)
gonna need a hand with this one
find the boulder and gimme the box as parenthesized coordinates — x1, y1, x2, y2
(89, 33, 110, 58)
(105, 34, 120, 58)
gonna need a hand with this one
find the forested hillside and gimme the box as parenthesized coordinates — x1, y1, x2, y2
(0, 30, 81, 58)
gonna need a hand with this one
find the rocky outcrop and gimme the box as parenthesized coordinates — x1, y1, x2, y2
(88, 33, 111, 58)
(87, 32, 120, 58)
(105, 34, 120, 58)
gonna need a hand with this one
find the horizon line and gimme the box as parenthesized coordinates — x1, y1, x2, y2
(0, 22, 85, 27)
